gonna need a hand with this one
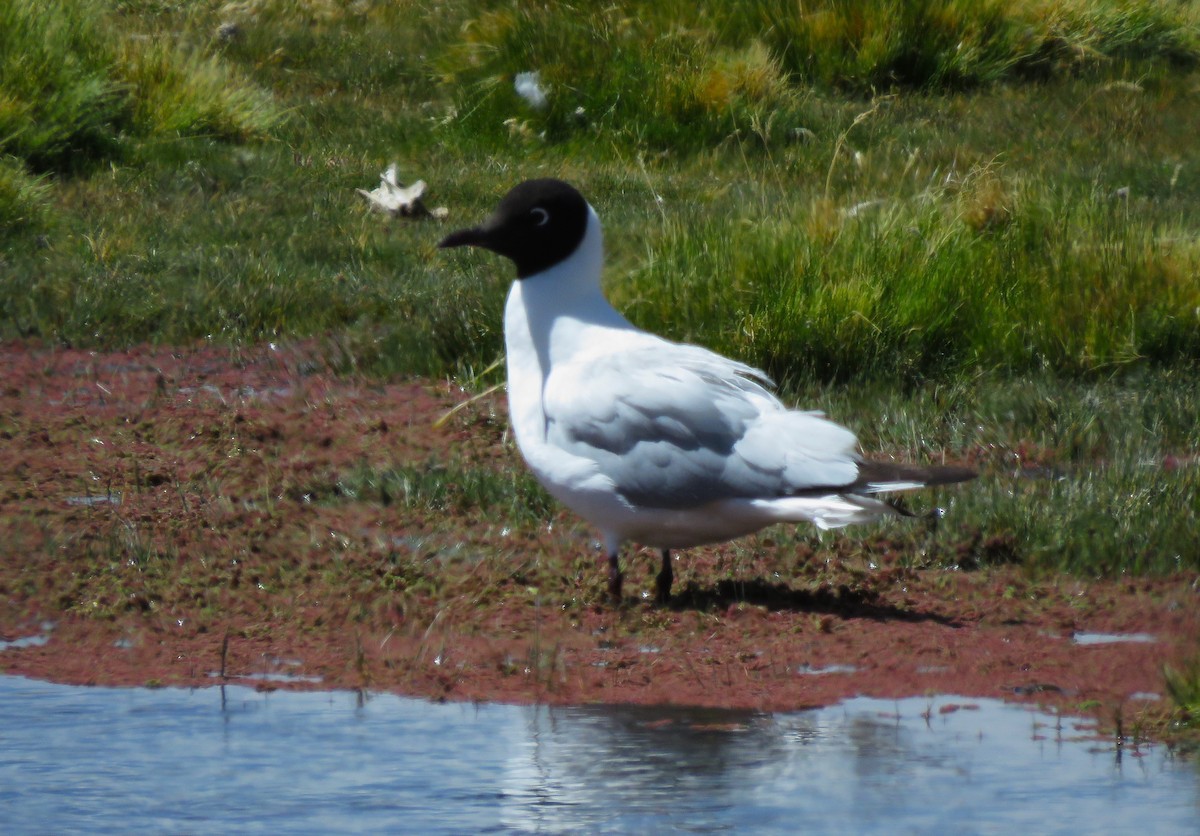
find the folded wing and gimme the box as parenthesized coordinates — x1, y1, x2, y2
(542, 343, 865, 509)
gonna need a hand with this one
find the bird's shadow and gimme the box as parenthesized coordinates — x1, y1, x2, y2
(665, 578, 960, 626)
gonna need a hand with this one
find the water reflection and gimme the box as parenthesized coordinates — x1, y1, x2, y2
(0, 675, 1195, 834)
(503, 705, 784, 831)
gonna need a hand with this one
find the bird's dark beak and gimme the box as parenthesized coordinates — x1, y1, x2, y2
(438, 226, 488, 249)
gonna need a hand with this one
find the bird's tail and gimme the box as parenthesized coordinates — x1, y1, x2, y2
(755, 461, 976, 530)
(761, 493, 900, 530)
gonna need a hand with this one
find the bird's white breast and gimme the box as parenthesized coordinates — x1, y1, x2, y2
(501, 208, 640, 518)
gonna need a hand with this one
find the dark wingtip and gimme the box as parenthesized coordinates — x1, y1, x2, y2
(856, 461, 978, 490)
(930, 465, 978, 485)
(438, 227, 486, 249)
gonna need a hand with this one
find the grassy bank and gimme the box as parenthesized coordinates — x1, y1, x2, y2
(1, 0, 1198, 586)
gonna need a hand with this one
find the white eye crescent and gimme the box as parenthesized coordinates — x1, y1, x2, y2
(531, 207, 550, 227)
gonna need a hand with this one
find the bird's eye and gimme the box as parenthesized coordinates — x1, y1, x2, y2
(531, 207, 550, 227)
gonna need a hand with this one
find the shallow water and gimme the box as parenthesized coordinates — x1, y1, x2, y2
(1073, 631, 1158, 646)
(0, 675, 1195, 834)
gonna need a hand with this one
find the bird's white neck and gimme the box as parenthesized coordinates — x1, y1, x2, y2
(503, 206, 633, 448)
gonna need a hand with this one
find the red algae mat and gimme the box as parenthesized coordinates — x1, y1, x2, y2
(1, 340, 1197, 729)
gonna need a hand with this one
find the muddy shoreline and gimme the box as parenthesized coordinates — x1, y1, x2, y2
(1, 340, 1196, 729)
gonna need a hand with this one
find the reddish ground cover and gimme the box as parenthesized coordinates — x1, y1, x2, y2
(1, 340, 1196, 733)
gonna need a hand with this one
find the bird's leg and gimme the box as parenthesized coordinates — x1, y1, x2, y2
(655, 549, 673, 604)
(607, 551, 623, 603)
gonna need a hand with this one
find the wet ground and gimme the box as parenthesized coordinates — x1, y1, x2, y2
(1, 340, 1197, 731)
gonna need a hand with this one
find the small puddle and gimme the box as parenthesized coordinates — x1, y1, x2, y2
(1072, 631, 1157, 646)
(796, 663, 859, 675)
(206, 654, 323, 684)
(0, 676, 1196, 833)
(65, 495, 121, 507)
(0, 623, 55, 651)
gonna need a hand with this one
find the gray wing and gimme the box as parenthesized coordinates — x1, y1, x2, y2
(542, 344, 862, 509)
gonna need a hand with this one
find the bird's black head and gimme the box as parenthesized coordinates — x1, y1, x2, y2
(438, 178, 590, 278)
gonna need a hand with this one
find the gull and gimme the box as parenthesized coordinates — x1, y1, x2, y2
(439, 179, 974, 604)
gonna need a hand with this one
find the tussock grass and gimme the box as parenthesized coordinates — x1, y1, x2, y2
(1039, 0, 1200, 66)
(117, 39, 279, 141)
(435, 0, 1200, 152)
(0, 156, 50, 231)
(0, 0, 128, 171)
(751, 0, 1200, 90)
(0, 0, 279, 173)
(437, 3, 805, 152)
(623, 175, 1200, 382)
(754, 0, 1036, 89)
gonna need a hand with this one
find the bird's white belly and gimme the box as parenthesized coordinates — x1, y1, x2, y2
(524, 451, 773, 550)
(602, 501, 776, 550)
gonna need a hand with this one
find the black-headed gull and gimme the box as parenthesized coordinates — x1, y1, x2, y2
(440, 179, 974, 603)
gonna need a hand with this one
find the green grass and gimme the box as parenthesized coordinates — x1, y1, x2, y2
(1165, 654, 1200, 731)
(0, 0, 127, 172)
(2, 0, 1199, 578)
(752, 0, 1200, 90)
(812, 370, 1200, 575)
(623, 173, 1200, 382)
(334, 458, 555, 531)
(0, 155, 50, 230)
(0, 0, 280, 175)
